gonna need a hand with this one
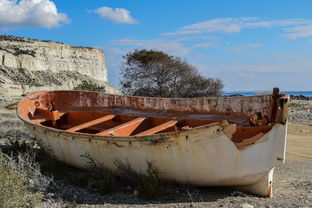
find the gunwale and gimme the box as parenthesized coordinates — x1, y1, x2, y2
(17, 90, 281, 144)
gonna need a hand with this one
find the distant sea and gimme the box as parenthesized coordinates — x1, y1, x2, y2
(223, 91, 312, 98)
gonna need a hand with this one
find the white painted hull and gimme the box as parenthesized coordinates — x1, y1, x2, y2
(25, 120, 287, 197)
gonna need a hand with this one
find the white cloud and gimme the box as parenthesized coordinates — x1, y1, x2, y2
(275, 54, 295, 59)
(202, 64, 312, 73)
(163, 17, 257, 36)
(175, 35, 219, 41)
(0, 0, 69, 30)
(163, 17, 312, 41)
(227, 47, 242, 52)
(192, 54, 208, 59)
(282, 25, 312, 40)
(244, 18, 312, 28)
(192, 42, 220, 48)
(92, 6, 138, 24)
(239, 72, 255, 79)
(163, 30, 203, 36)
(227, 43, 262, 52)
(245, 43, 262, 48)
(182, 17, 258, 33)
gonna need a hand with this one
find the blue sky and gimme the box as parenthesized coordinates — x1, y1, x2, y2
(1, 0, 312, 91)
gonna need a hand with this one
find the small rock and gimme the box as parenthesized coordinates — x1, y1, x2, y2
(133, 189, 139, 196)
(28, 179, 35, 188)
(305, 200, 312, 205)
(240, 203, 254, 208)
(126, 186, 131, 190)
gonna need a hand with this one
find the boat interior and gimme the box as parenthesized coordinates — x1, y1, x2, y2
(19, 90, 288, 149)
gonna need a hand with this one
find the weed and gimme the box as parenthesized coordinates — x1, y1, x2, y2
(289, 102, 301, 108)
(73, 80, 106, 92)
(81, 154, 117, 194)
(0, 134, 53, 207)
(2, 145, 53, 191)
(4, 101, 18, 110)
(5, 134, 32, 154)
(0, 151, 43, 208)
(116, 161, 161, 200)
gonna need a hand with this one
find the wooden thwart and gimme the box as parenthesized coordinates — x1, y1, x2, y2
(66, 115, 115, 133)
(96, 117, 146, 136)
(136, 120, 178, 136)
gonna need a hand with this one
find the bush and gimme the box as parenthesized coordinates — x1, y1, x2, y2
(0, 151, 43, 208)
(4, 137, 53, 192)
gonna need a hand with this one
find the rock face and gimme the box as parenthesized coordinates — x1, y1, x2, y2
(0, 35, 120, 97)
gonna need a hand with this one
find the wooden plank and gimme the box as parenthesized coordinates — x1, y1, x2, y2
(96, 117, 145, 136)
(66, 115, 115, 133)
(136, 120, 178, 136)
(60, 124, 103, 132)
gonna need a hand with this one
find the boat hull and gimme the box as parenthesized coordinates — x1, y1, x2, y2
(25, 120, 287, 196)
(17, 90, 289, 197)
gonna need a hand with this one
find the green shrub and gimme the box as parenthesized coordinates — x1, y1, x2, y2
(0, 152, 42, 208)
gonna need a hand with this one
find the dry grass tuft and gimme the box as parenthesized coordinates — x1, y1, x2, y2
(0, 151, 43, 208)
(81, 154, 117, 194)
(116, 161, 162, 199)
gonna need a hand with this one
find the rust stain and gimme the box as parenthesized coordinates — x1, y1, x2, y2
(267, 181, 273, 197)
(111, 142, 124, 148)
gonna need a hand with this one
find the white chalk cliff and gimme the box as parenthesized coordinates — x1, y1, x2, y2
(0, 35, 120, 97)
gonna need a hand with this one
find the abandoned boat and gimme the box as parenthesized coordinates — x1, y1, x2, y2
(17, 89, 289, 197)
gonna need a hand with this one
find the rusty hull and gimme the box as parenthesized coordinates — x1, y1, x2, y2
(17, 90, 289, 197)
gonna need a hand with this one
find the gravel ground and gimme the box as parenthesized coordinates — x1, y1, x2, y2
(288, 99, 312, 125)
(0, 98, 311, 208)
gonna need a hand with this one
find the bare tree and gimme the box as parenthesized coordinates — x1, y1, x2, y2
(120, 49, 223, 98)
